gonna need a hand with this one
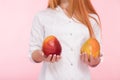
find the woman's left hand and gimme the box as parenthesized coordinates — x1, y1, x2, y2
(80, 52, 102, 67)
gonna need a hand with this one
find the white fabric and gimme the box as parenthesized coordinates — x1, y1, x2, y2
(28, 5, 103, 80)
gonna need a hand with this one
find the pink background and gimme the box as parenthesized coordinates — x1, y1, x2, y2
(0, 0, 120, 80)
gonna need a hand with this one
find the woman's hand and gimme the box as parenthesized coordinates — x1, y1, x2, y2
(39, 50, 61, 63)
(80, 52, 102, 67)
(43, 54, 61, 63)
(32, 50, 61, 63)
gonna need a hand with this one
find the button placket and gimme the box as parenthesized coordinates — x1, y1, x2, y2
(70, 47, 75, 66)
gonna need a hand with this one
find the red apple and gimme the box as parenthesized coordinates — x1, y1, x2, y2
(42, 35, 62, 57)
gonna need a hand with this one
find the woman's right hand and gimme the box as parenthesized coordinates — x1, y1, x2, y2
(39, 50, 61, 63)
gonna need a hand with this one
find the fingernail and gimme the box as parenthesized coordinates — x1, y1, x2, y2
(59, 56, 61, 59)
(57, 55, 59, 58)
(90, 54, 92, 56)
(42, 53, 44, 56)
(83, 52, 86, 54)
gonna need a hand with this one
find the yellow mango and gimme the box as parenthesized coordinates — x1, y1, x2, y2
(81, 38, 100, 58)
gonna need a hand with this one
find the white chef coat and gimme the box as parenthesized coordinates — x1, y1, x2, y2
(28, 5, 103, 80)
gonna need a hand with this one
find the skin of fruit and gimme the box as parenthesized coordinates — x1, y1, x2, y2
(81, 38, 100, 58)
(42, 35, 62, 57)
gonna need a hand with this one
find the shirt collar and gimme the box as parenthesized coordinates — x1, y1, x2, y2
(55, 5, 80, 23)
(55, 5, 73, 21)
(55, 5, 65, 13)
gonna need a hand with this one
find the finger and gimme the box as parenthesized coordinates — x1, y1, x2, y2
(41, 52, 44, 57)
(83, 52, 87, 62)
(51, 54, 57, 63)
(92, 57, 101, 67)
(80, 53, 84, 61)
(46, 55, 52, 62)
(95, 57, 101, 63)
(89, 54, 94, 63)
(81, 53, 85, 62)
(56, 55, 61, 61)
(80, 53, 82, 60)
(84, 54, 89, 64)
(42, 53, 47, 59)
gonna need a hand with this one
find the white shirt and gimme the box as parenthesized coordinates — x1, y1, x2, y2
(28, 5, 103, 80)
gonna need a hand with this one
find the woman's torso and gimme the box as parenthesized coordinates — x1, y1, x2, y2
(37, 5, 93, 80)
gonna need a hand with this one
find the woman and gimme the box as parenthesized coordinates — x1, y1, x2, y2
(29, 0, 103, 80)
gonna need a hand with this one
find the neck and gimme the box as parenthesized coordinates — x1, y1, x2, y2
(59, 5, 72, 18)
(59, 4, 76, 19)
(59, 1, 69, 9)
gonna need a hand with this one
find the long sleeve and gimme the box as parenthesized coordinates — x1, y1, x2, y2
(90, 14, 104, 62)
(28, 13, 45, 63)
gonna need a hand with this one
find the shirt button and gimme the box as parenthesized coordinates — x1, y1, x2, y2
(69, 21, 71, 23)
(70, 33, 72, 36)
(71, 48, 73, 51)
(71, 63, 73, 66)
